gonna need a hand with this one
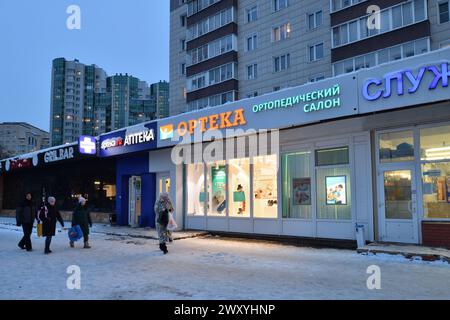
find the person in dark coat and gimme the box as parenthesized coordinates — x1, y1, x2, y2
(70, 197, 92, 249)
(154, 193, 174, 254)
(16, 193, 36, 251)
(38, 197, 64, 254)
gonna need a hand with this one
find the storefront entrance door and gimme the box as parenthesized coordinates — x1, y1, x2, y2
(379, 166, 418, 243)
(129, 176, 142, 227)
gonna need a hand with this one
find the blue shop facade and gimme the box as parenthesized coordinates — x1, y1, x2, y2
(99, 122, 158, 228)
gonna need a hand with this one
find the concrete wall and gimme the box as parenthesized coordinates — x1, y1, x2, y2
(238, 0, 332, 98)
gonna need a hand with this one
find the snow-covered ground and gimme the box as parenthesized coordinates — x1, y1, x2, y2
(0, 225, 449, 300)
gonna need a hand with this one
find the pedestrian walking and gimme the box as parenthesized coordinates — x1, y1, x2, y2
(70, 196, 92, 249)
(38, 197, 64, 254)
(16, 193, 36, 252)
(154, 193, 174, 254)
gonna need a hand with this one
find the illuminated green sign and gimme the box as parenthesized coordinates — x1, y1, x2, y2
(252, 85, 341, 114)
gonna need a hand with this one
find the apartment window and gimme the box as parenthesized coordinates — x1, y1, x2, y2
(274, 0, 289, 11)
(273, 86, 281, 91)
(440, 40, 450, 48)
(181, 63, 186, 76)
(246, 5, 258, 23)
(187, 63, 236, 92)
(188, 35, 235, 66)
(188, 7, 234, 40)
(310, 75, 325, 82)
(246, 34, 258, 51)
(272, 23, 291, 42)
(247, 63, 258, 80)
(274, 54, 290, 72)
(181, 39, 186, 51)
(331, 0, 365, 12)
(439, 1, 450, 23)
(332, 0, 427, 48)
(308, 11, 323, 30)
(309, 43, 324, 61)
(180, 14, 187, 27)
(188, 0, 221, 16)
(332, 38, 429, 75)
(187, 91, 235, 111)
(247, 92, 258, 98)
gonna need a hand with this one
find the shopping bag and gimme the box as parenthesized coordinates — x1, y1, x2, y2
(167, 212, 178, 231)
(68, 225, 84, 242)
(37, 223, 43, 238)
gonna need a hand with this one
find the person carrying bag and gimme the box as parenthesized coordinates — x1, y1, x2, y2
(154, 193, 175, 254)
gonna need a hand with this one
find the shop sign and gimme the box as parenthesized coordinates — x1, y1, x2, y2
(161, 108, 247, 140)
(99, 122, 157, 157)
(0, 157, 37, 173)
(79, 136, 97, 155)
(252, 85, 341, 114)
(43, 147, 74, 163)
(363, 63, 449, 101)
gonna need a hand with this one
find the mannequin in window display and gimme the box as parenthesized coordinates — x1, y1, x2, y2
(236, 184, 246, 215)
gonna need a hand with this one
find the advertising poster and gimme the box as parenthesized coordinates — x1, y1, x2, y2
(447, 177, 450, 204)
(292, 178, 311, 205)
(211, 165, 227, 213)
(326, 176, 347, 205)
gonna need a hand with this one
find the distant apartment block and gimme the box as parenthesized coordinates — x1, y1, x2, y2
(50, 58, 169, 146)
(0, 122, 50, 157)
(151, 80, 170, 119)
(169, 0, 450, 115)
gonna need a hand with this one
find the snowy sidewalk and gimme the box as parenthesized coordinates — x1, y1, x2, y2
(0, 217, 208, 240)
(358, 243, 450, 263)
(1, 226, 450, 299)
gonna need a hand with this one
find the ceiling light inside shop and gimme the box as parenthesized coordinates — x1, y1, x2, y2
(425, 146, 450, 160)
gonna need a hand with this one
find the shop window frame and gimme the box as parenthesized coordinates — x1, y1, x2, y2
(281, 150, 315, 220)
(185, 154, 280, 220)
(418, 122, 450, 221)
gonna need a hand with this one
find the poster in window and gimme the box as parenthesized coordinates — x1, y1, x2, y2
(292, 178, 311, 205)
(211, 165, 227, 213)
(447, 177, 450, 204)
(326, 176, 347, 205)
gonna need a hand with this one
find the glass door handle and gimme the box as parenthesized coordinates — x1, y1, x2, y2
(408, 201, 413, 213)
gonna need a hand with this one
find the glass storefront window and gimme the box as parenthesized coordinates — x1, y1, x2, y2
(420, 125, 450, 161)
(186, 163, 205, 216)
(384, 170, 413, 219)
(379, 130, 414, 163)
(316, 147, 349, 166)
(207, 161, 227, 216)
(422, 162, 450, 219)
(282, 152, 312, 219)
(228, 158, 250, 218)
(316, 167, 351, 220)
(253, 155, 278, 218)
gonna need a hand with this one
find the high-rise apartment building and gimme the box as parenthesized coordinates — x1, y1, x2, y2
(50, 58, 168, 146)
(169, 0, 450, 115)
(0, 122, 50, 157)
(50, 58, 110, 145)
(151, 80, 170, 118)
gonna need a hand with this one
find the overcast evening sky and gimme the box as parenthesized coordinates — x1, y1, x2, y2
(0, 0, 170, 132)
